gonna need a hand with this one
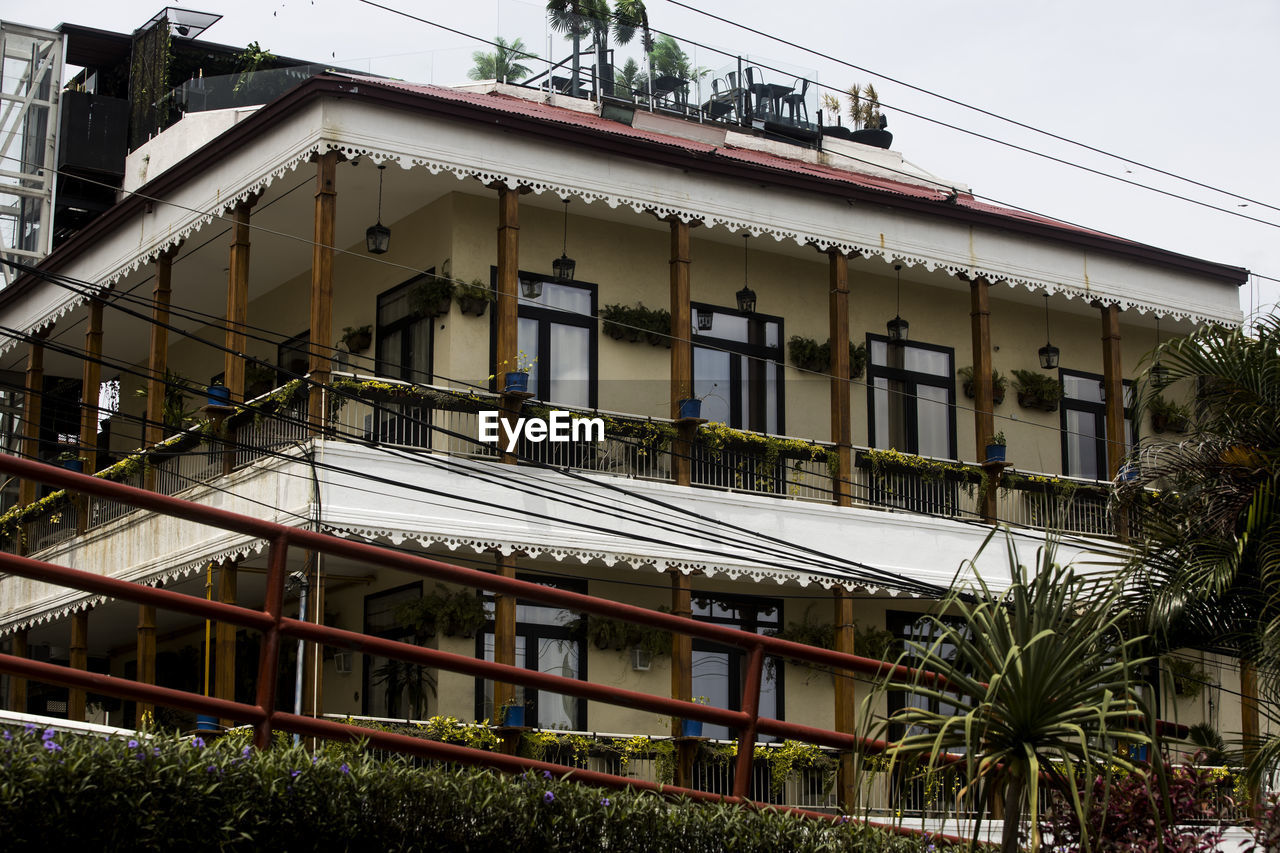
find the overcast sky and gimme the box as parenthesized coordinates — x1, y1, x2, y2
(15, 0, 1280, 320)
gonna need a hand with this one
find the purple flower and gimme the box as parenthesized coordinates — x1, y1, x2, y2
(600, 798, 611, 807)
(290, 769, 301, 778)
(127, 739, 139, 749)
(191, 736, 205, 748)
(42, 728, 56, 741)
(43, 740, 62, 752)
(311, 755, 319, 765)
(542, 770, 552, 779)
(3, 730, 11, 741)
(24, 723, 36, 734)
(207, 765, 218, 773)
(543, 791, 555, 803)
(153, 747, 161, 756)
(242, 746, 252, 758)
(340, 763, 350, 775)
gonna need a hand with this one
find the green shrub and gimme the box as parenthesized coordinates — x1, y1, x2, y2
(0, 726, 962, 852)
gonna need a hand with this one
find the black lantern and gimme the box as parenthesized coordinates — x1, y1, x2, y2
(886, 264, 908, 341)
(365, 164, 390, 255)
(696, 308, 714, 331)
(1151, 316, 1170, 387)
(1038, 292, 1059, 370)
(736, 233, 756, 313)
(520, 278, 544, 300)
(553, 198, 576, 283)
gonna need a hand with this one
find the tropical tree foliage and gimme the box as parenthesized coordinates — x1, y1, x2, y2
(865, 537, 1152, 853)
(546, 0, 650, 97)
(1118, 314, 1280, 787)
(468, 36, 536, 83)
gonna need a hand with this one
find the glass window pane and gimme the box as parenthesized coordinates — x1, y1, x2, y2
(550, 324, 590, 408)
(518, 317, 539, 390)
(701, 313, 749, 343)
(536, 637, 579, 730)
(870, 339, 888, 366)
(764, 322, 779, 348)
(1066, 409, 1098, 480)
(903, 347, 949, 377)
(408, 319, 431, 382)
(1063, 374, 1103, 403)
(521, 280, 592, 315)
(917, 385, 950, 459)
(692, 649, 731, 740)
(694, 347, 731, 424)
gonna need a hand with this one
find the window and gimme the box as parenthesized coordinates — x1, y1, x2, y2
(1060, 370, 1134, 481)
(690, 304, 784, 433)
(377, 273, 434, 384)
(362, 583, 427, 719)
(276, 330, 310, 386)
(475, 576, 587, 730)
(867, 335, 955, 460)
(495, 271, 597, 408)
(691, 593, 783, 741)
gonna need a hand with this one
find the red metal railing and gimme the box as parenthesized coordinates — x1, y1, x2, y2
(0, 455, 1183, 837)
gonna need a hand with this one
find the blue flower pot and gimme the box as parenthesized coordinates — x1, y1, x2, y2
(58, 459, 84, 473)
(504, 371, 529, 394)
(501, 705, 525, 727)
(207, 384, 231, 406)
(677, 398, 701, 420)
(985, 444, 1006, 464)
(680, 718, 703, 738)
(196, 714, 219, 732)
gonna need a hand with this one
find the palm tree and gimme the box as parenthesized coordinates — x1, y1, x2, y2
(1118, 314, 1280, 788)
(468, 37, 536, 84)
(546, 0, 649, 97)
(866, 537, 1152, 853)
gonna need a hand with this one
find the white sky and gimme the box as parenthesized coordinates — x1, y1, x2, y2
(13, 0, 1280, 319)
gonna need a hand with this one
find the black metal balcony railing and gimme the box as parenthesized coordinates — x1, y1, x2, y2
(0, 374, 1131, 556)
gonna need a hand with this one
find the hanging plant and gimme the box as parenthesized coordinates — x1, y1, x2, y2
(956, 366, 1007, 405)
(394, 584, 488, 639)
(455, 279, 495, 317)
(786, 337, 867, 378)
(1163, 655, 1209, 699)
(571, 612, 671, 660)
(408, 275, 455, 319)
(341, 325, 373, 353)
(1149, 394, 1191, 434)
(1011, 369, 1062, 412)
(600, 303, 670, 345)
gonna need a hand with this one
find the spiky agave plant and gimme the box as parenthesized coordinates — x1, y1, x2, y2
(864, 535, 1153, 853)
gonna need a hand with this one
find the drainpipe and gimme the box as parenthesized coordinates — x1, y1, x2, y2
(289, 571, 309, 746)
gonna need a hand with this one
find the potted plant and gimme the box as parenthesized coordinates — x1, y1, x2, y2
(341, 324, 373, 353)
(206, 381, 231, 407)
(850, 341, 867, 379)
(1011, 369, 1062, 412)
(499, 351, 536, 394)
(408, 274, 455, 319)
(56, 449, 84, 473)
(601, 304, 632, 340)
(1149, 395, 1191, 434)
(845, 83, 893, 149)
(787, 336, 827, 372)
(680, 696, 709, 738)
(456, 279, 495, 317)
(985, 431, 1007, 464)
(957, 366, 1007, 405)
(498, 698, 525, 728)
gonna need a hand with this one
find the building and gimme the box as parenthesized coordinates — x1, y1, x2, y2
(0, 10, 1257, 808)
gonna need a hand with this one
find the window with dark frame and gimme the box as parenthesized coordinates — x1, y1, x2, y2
(690, 302, 784, 434)
(1059, 369, 1134, 481)
(376, 272, 435, 385)
(690, 593, 783, 741)
(490, 270, 597, 409)
(362, 582, 425, 719)
(866, 334, 956, 460)
(474, 575, 588, 731)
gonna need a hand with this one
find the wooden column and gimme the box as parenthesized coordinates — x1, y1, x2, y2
(1100, 303, 1125, 480)
(669, 220, 693, 416)
(78, 300, 104, 474)
(833, 589, 856, 808)
(145, 248, 176, 480)
(1242, 658, 1260, 787)
(671, 571, 695, 787)
(69, 610, 89, 722)
(308, 152, 337, 431)
(224, 200, 255, 402)
(215, 563, 237, 726)
(492, 185, 521, 741)
(828, 251, 852, 507)
(9, 629, 28, 713)
(17, 332, 47, 511)
(136, 604, 156, 724)
(970, 276, 1000, 521)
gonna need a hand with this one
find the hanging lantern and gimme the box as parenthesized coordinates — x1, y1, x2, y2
(520, 278, 544, 300)
(365, 164, 390, 255)
(552, 198, 576, 282)
(1038, 293, 1059, 369)
(736, 233, 757, 313)
(1151, 316, 1170, 386)
(886, 264, 908, 341)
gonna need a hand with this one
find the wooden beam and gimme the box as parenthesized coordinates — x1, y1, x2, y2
(828, 251, 852, 507)
(670, 220, 692, 414)
(970, 277, 999, 521)
(495, 187, 520, 382)
(8, 628, 27, 713)
(493, 552, 517, 741)
(833, 589, 856, 809)
(671, 572, 694, 787)
(215, 562, 237, 727)
(308, 152, 337, 431)
(145, 247, 176, 469)
(1100, 303, 1125, 480)
(223, 200, 255, 402)
(17, 331, 46, 512)
(136, 603, 156, 724)
(78, 300, 103, 476)
(69, 610, 89, 722)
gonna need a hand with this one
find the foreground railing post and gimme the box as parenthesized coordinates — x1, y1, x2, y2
(253, 534, 291, 749)
(731, 643, 765, 800)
